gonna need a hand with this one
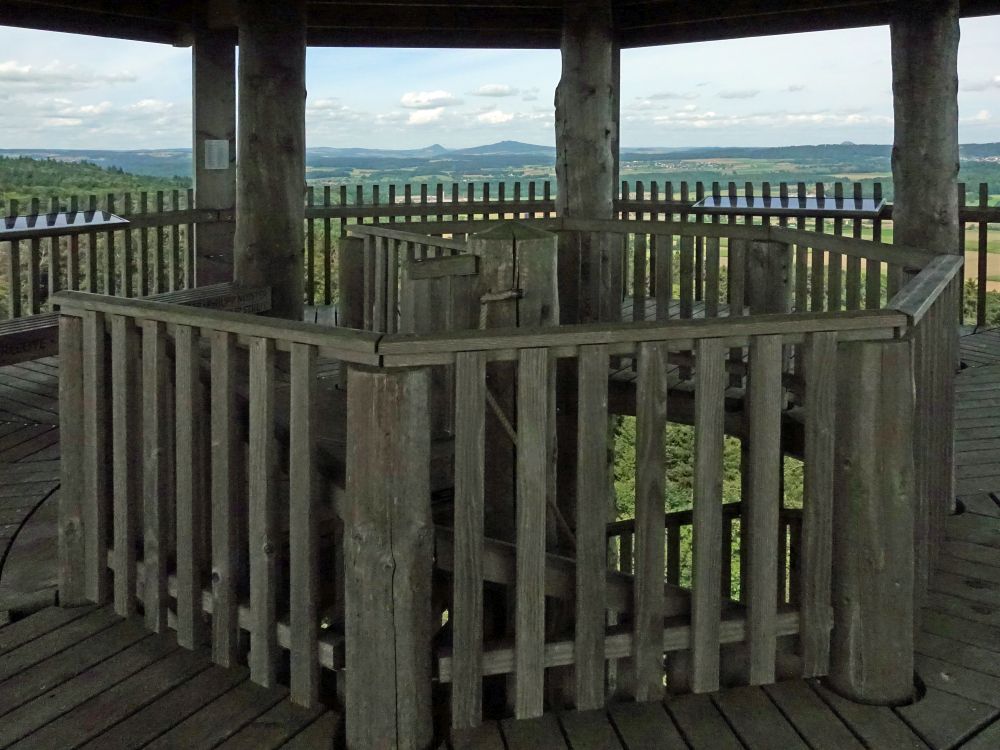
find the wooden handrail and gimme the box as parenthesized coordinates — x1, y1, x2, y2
(888, 254, 965, 324)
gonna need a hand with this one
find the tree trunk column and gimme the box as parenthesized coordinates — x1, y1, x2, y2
(192, 28, 236, 286)
(554, 0, 617, 325)
(829, 339, 916, 704)
(890, 0, 960, 256)
(234, 0, 306, 320)
(345, 365, 433, 749)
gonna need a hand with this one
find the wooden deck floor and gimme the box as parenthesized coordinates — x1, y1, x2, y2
(1, 333, 999, 749)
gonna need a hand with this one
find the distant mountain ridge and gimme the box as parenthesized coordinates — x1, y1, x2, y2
(1, 141, 999, 179)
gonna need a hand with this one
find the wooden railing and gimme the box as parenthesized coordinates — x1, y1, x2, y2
(53, 215, 962, 745)
(0, 191, 212, 319)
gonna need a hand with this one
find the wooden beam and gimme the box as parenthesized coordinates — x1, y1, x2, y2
(234, 0, 306, 319)
(192, 29, 236, 286)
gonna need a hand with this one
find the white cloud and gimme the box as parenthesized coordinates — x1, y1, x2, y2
(41, 117, 83, 127)
(127, 98, 174, 114)
(472, 83, 518, 97)
(647, 90, 698, 101)
(407, 107, 444, 125)
(963, 109, 992, 123)
(787, 84, 807, 93)
(718, 89, 760, 99)
(400, 90, 462, 109)
(477, 110, 515, 124)
(0, 60, 135, 90)
(962, 75, 1000, 92)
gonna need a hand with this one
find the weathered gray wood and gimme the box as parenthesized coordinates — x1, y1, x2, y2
(452, 351, 487, 733)
(607, 701, 687, 749)
(142, 319, 170, 632)
(666, 693, 743, 750)
(174, 324, 204, 649)
(289, 342, 319, 707)
(514, 348, 550, 718)
(275, 712, 342, 750)
(634, 341, 668, 701)
(337, 236, 365, 330)
(714, 686, 810, 749)
(654, 234, 673, 321)
(899, 686, 998, 750)
(192, 28, 236, 286)
(747, 240, 791, 314)
(213, 696, 326, 749)
(502, 713, 568, 749)
(575, 344, 609, 709)
(555, 0, 616, 324)
(679, 234, 695, 318)
(690, 338, 725, 693)
(344, 365, 432, 748)
(58, 315, 86, 606)
(890, 0, 960, 257)
(829, 339, 916, 704)
(813, 683, 927, 748)
(558, 708, 624, 749)
(81, 310, 109, 604)
(248, 336, 278, 687)
(0, 606, 119, 681)
(210, 330, 240, 667)
(234, 0, 306, 319)
(110, 314, 140, 617)
(746, 334, 783, 685)
(763, 680, 864, 750)
(800, 332, 837, 676)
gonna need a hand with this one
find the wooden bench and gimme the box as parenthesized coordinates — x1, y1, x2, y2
(0, 283, 271, 366)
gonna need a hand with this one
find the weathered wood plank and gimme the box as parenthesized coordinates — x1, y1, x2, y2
(713, 685, 809, 749)
(174, 324, 204, 649)
(514, 348, 549, 718)
(763, 680, 864, 750)
(666, 693, 742, 750)
(746, 334, 783, 684)
(501, 714, 568, 749)
(558, 709, 623, 750)
(142, 319, 170, 633)
(249, 336, 278, 687)
(111, 314, 140, 617)
(0, 606, 120, 681)
(58, 314, 86, 605)
(214, 697, 326, 749)
(634, 341, 669, 701)
(211, 330, 240, 667)
(81, 310, 110, 604)
(812, 682, 927, 749)
(275, 712, 343, 750)
(575, 344, 609, 709)
(691, 338, 724, 693)
(898, 686, 998, 749)
(607, 701, 687, 749)
(289, 343, 319, 707)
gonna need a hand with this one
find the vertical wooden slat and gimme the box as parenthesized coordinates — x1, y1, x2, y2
(111, 314, 139, 617)
(812, 183, 825, 312)
(142, 320, 170, 632)
(170, 189, 181, 290)
(82, 310, 109, 603)
(373, 236, 388, 331)
(634, 341, 668, 701)
(745, 335, 783, 685)
(323, 185, 333, 305)
(249, 336, 278, 687)
(154, 191, 165, 294)
(846, 183, 862, 310)
(7, 199, 22, 319)
(289, 342, 319, 706)
(795, 183, 809, 313)
(68, 195, 81, 291)
(633, 230, 647, 322)
(452, 351, 487, 733)
(387, 239, 399, 333)
(514, 348, 549, 718)
(679, 234, 694, 318)
(28, 197, 41, 314)
(122, 193, 134, 298)
(867, 183, 883, 309)
(138, 192, 150, 297)
(728, 239, 747, 388)
(828, 183, 843, 311)
(654, 233, 672, 320)
(800, 331, 837, 677)
(58, 315, 86, 605)
(104, 193, 116, 296)
(362, 234, 374, 330)
(174, 324, 204, 649)
(575, 344, 609, 709)
(186, 187, 195, 289)
(691, 338, 725, 693)
(978, 183, 989, 328)
(705, 236, 720, 317)
(306, 186, 315, 303)
(48, 196, 62, 305)
(211, 330, 239, 667)
(86, 194, 98, 294)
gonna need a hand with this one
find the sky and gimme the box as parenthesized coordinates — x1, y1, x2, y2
(0, 17, 998, 151)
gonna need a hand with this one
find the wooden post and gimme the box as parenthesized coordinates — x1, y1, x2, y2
(338, 236, 365, 329)
(234, 0, 306, 320)
(344, 365, 433, 749)
(829, 339, 916, 705)
(58, 315, 86, 606)
(746, 241, 791, 315)
(192, 28, 236, 286)
(891, 0, 959, 258)
(555, 0, 617, 324)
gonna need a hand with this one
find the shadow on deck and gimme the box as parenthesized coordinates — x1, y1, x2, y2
(1, 331, 999, 749)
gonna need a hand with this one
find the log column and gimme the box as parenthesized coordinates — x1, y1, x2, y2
(192, 28, 236, 286)
(829, 339, 916, 704)
(234, 0, 306, 320)
(890, 0, 960, 256)
(554, 0, 618, 325)
(345, 365, 433, 749)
